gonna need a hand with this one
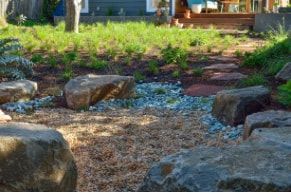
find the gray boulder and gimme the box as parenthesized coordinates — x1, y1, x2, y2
(212, 86, 270, 126)
(139, 127, 291, 192)
(0, 80, 37, 104)
(64, 74, 135, 110)
(275, 62, 291, 81)
(0, 122, 77, 191)
(243, 110, 291, 140)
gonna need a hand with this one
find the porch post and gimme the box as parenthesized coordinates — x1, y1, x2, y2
(246, 0, 251, 12)
(172, 0, 176, 16)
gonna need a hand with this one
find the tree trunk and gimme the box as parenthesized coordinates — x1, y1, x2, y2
(0, 0, 9, 28)
(65, 0, 82, 33)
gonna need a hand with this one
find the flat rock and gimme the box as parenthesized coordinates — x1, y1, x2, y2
(184, 84, 225, 97)
(64, 74, 135, 110)
(0, 122, 77, 191)
(203, 63, 239, 71)
(0, 80, 37, 104)
(210, 72, 247, 81)
(208, 56, 239, 62)
(243, 110, 291, 140)
(139, 127, 291, 192)
(275, 62, 291, 81)
(0, 109, 11, 122)
(212, 86, 270, 126)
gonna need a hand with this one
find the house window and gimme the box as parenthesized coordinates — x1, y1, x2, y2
(81, 0, 89, 13)
(146, 0, 164, 12)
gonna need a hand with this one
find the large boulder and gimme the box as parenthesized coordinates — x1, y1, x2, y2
(139, 127, 291, 192)
(243, 110, 291, 140)
(0, 122, 77, 191)
(275, 62, 291, 81)
(64, 74, 135, 110)
(0, 80, 37, 104)
(212, 86, 270, 126)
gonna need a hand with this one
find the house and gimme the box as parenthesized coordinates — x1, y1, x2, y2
(54, 0, 291, 31)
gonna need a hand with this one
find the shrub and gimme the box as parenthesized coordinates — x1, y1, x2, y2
(62, 68, 73, 81)
(31, 54, 44, 63)
(277, 80, 291, 108)
(63, 52, 78, 65)
(0, 38, 34, 80)
(148, 60, 159, 75)
(48, 55, 58, 68)
(133, 71, 145, 81)
(240, 73, 267, 87)
(192, 67, 204, 77)
(161, 44, 188, 65)
(89, 57, 109, 70)
(172, 70, 180, 78)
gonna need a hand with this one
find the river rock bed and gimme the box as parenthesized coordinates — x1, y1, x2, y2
(1, 82, 243, 140)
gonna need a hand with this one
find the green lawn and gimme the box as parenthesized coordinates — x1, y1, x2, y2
(0, 21, 242, 57)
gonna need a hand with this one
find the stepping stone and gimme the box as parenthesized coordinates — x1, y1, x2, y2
(243, 110, 291, 140)
(203, 63, 239, 71)
(212, 86, 271, 126)
(210, 72, 247, 81)
(209, 56, 239, 62)
(184, 84, 225, 97)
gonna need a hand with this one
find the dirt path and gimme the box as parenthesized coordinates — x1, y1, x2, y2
(11, 108, 228, 191)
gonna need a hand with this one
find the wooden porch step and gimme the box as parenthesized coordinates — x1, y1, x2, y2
(182, 23, 252, 30)
(178, 18, 254, 25)
(175, 13, 255, 19)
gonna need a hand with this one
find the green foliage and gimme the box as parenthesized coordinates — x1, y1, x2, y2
(243, 26, 290, 76)
(234, 50, 243, 58)
(106, 7, 114, 16)
(133, 71, 145, 81)
(190, 38, 205, 47)
(62, 68, 73, 81)
(48, 55, 58, 68)
(154, 88, 167, 95)
(0, 22, 240, 60)
(161, 44, 188, 65)
(63, 52, 78, 65)
(31, 54, 44, 63)
(89, 57, 109, 70)
(148, 60, 159, 75)
(192, 67, 204, 77)
(172, 70, 180, 78)
(0, 38, 34, 80)
(240, 73, 267, 87)
(277, 80, 291, 107)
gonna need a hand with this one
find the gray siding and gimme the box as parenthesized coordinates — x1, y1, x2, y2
(83, 0, 172, 16)
(85, 0, 146, 16)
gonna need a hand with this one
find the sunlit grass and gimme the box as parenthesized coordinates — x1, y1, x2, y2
(0, 21, 240, 58)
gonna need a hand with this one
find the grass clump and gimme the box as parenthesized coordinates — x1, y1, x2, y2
(89, 57, 109, 70)
(192, 67, 204, 77)
(240, 73, 267, 87)
(172, 70, 180, 78)
(161, 44, 188, 65)
(133, 71, 145, 81)
(243, 27, 290, 76)
(148, 60, 159, 75)
(277, 80, 291, 108)
(154, 88, 167, 95)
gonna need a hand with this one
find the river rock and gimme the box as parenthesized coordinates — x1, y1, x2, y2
(0, 80, 37, 104)
(64, 74, 135, 110)
(139, 127, 291, 192)
(275, 62, 291, 81)
(212, 86, 270, 126)
(0, 122, 77, 191)
(243, 110, 291, 140)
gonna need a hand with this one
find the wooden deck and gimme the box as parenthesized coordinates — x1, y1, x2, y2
(174, 13, 255, 30)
